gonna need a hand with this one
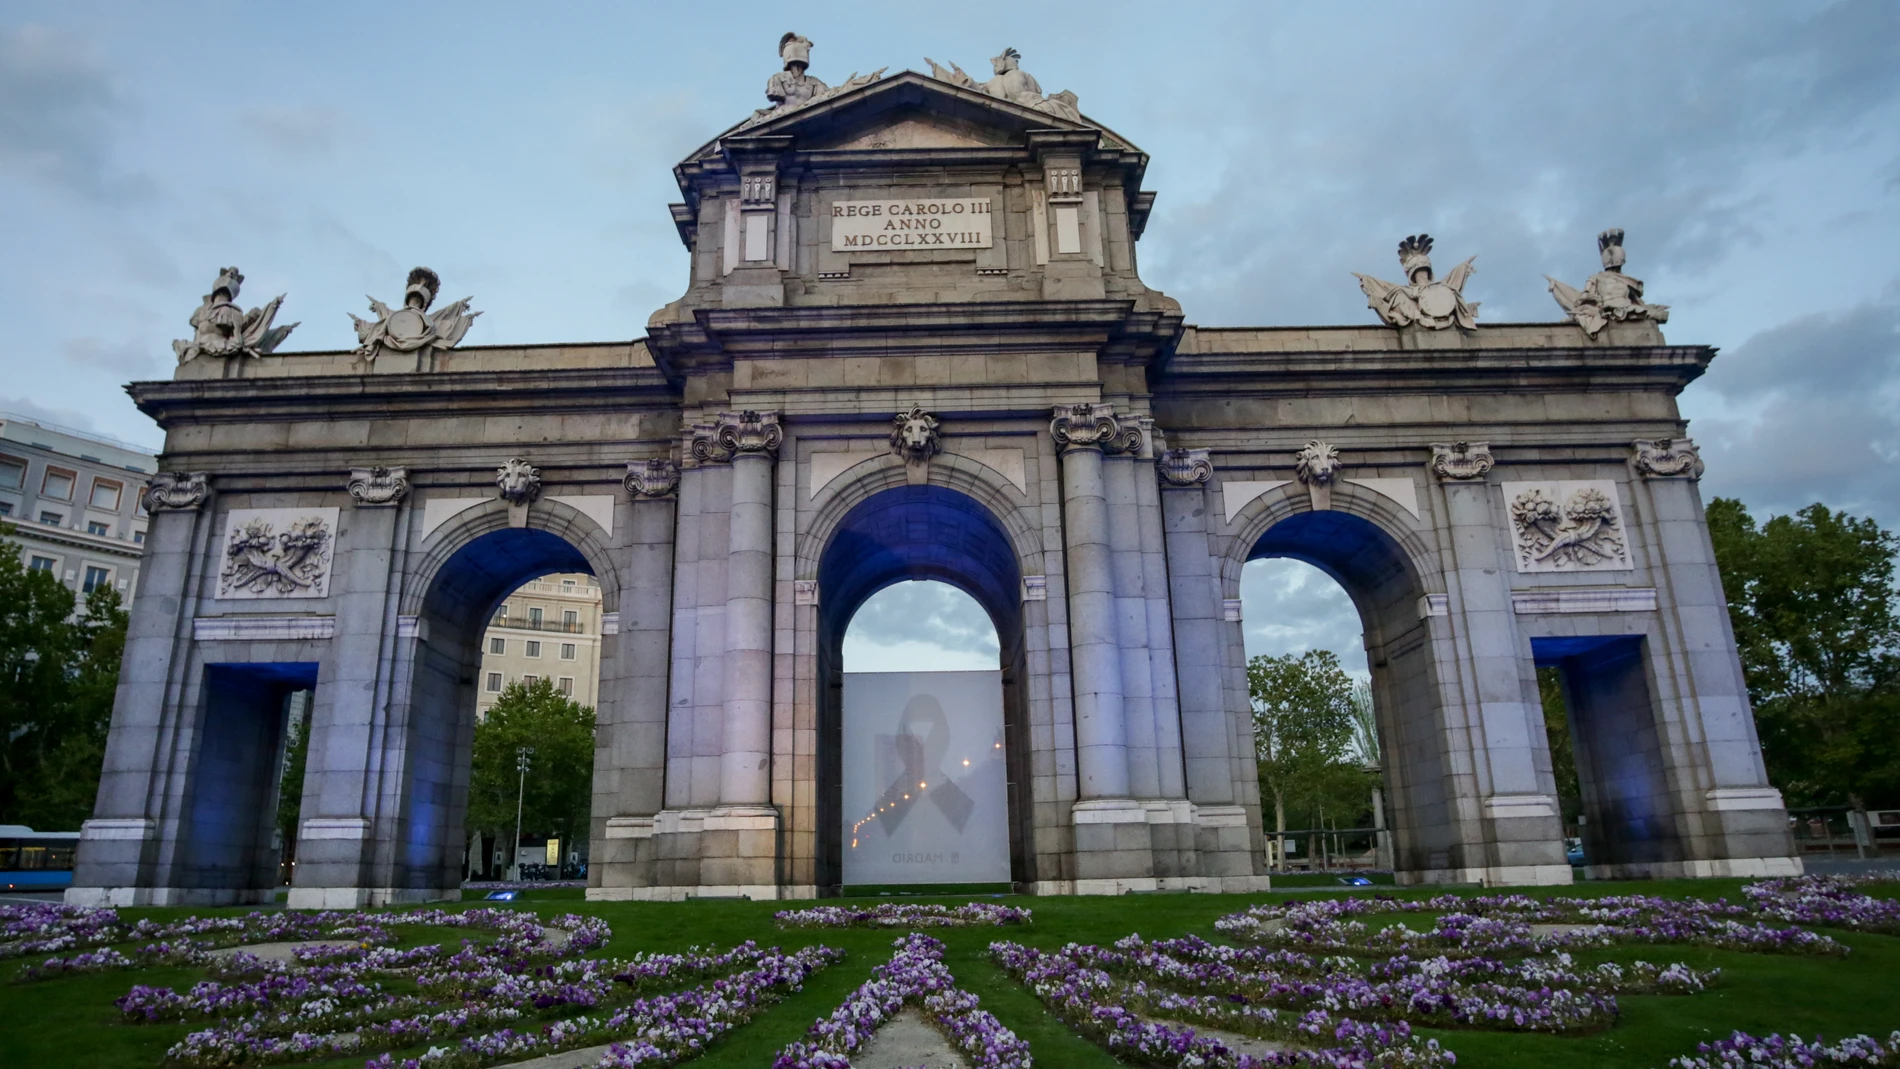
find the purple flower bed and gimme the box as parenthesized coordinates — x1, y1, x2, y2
(1663, 1029, 1900, 1068)
(993, 939, 1456, 1068)
(1743, 872, 1900, 935)
(773, 932, 1032, 1069)
(774, 902, 1032, 928)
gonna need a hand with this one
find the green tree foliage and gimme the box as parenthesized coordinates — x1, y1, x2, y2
(1536, 667, 1584, 828)
(1706, 498, 1900, 809)
(466, 678, 595, 856)
(1249, 650, 1373, 861)
(275, 707, 310, 857)
(0, 524, 129, 828)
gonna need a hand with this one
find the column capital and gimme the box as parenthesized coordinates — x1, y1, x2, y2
(624, 457, 681, 499)
(1156, 448, 1213, 488)
(1632, 437, 1704, 479)
(143, 470, 209, 512)
(1428, 441, 1494, 482)
(1050, 402, 1140, 455)
(347, 465, 410, 507)
(691, 410, 783, 464)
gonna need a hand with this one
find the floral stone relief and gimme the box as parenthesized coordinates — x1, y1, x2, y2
(216, 507, 339, 599)
(1502, 480, 1633, 572)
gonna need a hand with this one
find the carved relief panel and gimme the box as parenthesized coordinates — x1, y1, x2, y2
(1500, 481, 1633, 573)
(215, 507, 340, 600)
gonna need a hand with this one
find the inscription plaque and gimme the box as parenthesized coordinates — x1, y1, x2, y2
(831, 198, 993, 251)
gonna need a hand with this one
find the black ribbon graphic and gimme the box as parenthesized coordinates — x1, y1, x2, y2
(870, 694, 975, 834)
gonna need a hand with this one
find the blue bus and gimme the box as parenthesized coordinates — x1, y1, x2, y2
(0, 825, 80, 891)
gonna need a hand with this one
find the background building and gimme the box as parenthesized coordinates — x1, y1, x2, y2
(476, 573, 603, 717)
(0, 412, 154, 605)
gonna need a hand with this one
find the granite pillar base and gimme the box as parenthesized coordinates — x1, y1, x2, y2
(637, 806, 784, 899)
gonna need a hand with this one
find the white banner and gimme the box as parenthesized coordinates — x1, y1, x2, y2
(841, 670, 1011, 885)
(830, 198, 994, 251)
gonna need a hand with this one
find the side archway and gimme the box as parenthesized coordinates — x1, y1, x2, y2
(1222, 490, 1470, 881)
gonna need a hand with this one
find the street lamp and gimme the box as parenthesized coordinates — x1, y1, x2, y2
(508, 746, 534, 881)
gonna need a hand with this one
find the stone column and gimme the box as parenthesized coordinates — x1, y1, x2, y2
(1157, 449, 1257, 885)
(1052, 404, 1152, 889)
(68, 472, 212, 906)
(1052, 404, 1133, 800)
(1428, 443, 1570, 886)
(590, 459, 680, 899)
(701, 412, 782, 894)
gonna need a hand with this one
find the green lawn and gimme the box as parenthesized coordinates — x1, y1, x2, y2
(2, 880, 1897, 1068)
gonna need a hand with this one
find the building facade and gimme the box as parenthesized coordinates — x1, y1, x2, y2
(477, 573, 604, 717)
(0, 413, 153, 605)
(68, 44, 1799, 907)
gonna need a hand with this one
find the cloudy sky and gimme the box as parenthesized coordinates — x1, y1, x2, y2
(4, 2, 1895, 672)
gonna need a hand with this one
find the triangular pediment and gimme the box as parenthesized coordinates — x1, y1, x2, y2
(681, 70, 1137, 165)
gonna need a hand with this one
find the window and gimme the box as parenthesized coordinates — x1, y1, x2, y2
(41, 469, 75, 500)
(29, 556, 56, 572)
(82, 566, 110, 593)
(0, 456, 23, 490)
(558, 677, 574, 695)
(133, 530, 144, 544)
(39, 511, 63, 526)
(489, 636, 506, 655)
(560, 643, 576, 660)
(87, 521, 109, 536)
(525, 640, 542, 658)
(89, 479, 122, 510)
(563, 609, 579, 632)
(522, 674, 538, 686)
(528, 607, 543, 628)
(493, 603, 509, 624)
(0, 501, 12, 517)
(485, 672, 503, 692)
(561, 579, 575, 592)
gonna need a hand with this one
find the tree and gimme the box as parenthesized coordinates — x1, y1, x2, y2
(466, 678, 595, 870)
(276, 706, 310, 869)
(1706, 498, 1900, 811)
(0, 524, 129, 828)
(1249, 650, 1365, 866)
(1536, 667, 1584, 829)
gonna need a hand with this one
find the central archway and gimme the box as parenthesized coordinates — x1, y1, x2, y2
(814, 484, 1026, 890)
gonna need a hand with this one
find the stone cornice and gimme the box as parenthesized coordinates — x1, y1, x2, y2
(1158, 343, 1715, 396)
(127, 366, 678, 427)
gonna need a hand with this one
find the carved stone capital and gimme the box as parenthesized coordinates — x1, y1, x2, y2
(1293, 441, 1340, 486)
(692, 411, 783, 463)
(889, 406, 942, 464)
(496, 458, 541, 505)
(1428, 441, 1494, 482)
(625, 458, 681, 498)
(347, 466, 410, 506)
(1050, 403, 1140, 455)
(143, 471, 209, 512)
(1632, 438, 1703, 480)
(1156, 448, 1213, 487)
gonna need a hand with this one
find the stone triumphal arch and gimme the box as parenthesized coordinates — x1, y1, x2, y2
(69, 39, 1799, 905)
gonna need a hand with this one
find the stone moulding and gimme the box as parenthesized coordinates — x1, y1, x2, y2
(600, 611, 620, 635)
(1049, 402, 1139, 454)
(1511, 588, 1658, 614)
(1482, 793, 1559, 821)
(1428, 441, 1494, 481)
(1632, 437, 1704, 479)
(496, 458, 541, 504)
(299, 817, 370, 841)
(1416, 593, 1451, 618)
(347, 465, 410, 506)
(693, 410, 784, 463)
(80, 818, 156, 841)
(625, 457, 682, 498)
(144, 471, 209, 512)
(1021, 575, 1047, 602)
(193, 615, 338, 641)
(1706, 787, 1786, 812)
(1156, 447, 1213, 487)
